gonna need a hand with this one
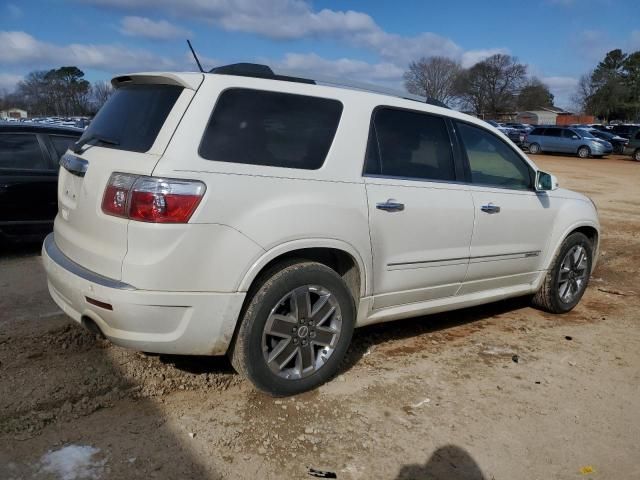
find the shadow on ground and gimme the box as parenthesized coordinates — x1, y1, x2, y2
(396, 445, 487, 480)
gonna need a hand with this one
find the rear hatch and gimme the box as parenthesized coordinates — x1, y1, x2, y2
(54, 73, 203, 280)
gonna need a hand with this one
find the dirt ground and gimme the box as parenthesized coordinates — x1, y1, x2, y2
(1, 153, 639, 480)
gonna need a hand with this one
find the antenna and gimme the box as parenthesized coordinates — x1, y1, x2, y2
(186, 39, 204, 73)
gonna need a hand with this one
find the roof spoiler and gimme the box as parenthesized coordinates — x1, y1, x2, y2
(111, 73, 203, 91)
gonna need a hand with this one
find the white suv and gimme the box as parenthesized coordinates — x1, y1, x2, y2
(43, 64, 599, 395)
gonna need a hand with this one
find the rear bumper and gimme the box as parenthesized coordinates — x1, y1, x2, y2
(42, 233, 245, 355)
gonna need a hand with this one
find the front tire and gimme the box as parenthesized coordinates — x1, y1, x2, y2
(528, 143, 541, 154)
(532, 232, 593, 313)
(577, 146, 591, 158)
(230, 261, 355, 396)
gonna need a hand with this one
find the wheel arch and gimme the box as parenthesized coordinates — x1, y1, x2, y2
(238, 239, 369, 300)
(543, 221, 599, 273)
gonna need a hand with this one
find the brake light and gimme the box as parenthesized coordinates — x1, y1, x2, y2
(101, 173, 206, 223)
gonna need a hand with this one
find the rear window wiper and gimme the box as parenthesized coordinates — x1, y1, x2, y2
(71, 134, 120, 153)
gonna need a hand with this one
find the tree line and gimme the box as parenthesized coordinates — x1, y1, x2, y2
(405, 49, 640, 122)
(404, 54, 554, 118)
(572, 49, 640, 122)
(0, 66, 113, 117)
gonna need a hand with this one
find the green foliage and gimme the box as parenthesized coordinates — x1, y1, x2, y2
(517, 78, 554, 111)
(580, 49, 640, 121)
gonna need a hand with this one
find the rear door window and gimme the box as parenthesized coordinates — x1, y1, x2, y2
(364, 107, 456, 182)
(562, 129, 578, 138)
(456, 122, 532, 191)
(78, 84, 183, 153)
(199, 88, 343, 170)
(0, 134, 48, 171)
(546, 129, 562, 137)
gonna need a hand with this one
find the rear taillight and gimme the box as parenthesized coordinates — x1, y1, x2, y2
(101, 173, 205, 223)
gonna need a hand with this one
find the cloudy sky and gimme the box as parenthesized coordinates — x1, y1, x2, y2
(1, 0, 639, 107)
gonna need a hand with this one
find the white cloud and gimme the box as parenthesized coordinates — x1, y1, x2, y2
(79, 0, 488, 67)
(0, 73, 23, 91)
(0, 31, 177, 72)
(461, 48, 510, 68)
(272, 52, 404, 86)
(120, 16, 191, 40)
(542, 75, 579, 107)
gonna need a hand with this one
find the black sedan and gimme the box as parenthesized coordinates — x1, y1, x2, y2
(0, 123, 81, 243)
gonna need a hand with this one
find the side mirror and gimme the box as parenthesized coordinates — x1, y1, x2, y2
(536, 171, 558, 191)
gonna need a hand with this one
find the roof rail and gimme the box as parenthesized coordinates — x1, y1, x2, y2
(208, 62, 449, 109)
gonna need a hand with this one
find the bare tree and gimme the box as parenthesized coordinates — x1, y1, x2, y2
(571, 71, 595, 113)
(404, 56, 462, 106)
(455, 54, 527, 117)
(91, 80, 114, 112)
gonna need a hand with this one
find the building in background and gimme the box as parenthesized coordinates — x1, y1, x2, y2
(0, 108, 28, 120)
(516, 109, 558, 125)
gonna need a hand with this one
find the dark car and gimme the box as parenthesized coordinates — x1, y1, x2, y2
(610, 124, 640, 140)
(623, 129, 640, 161)
(486, 120, 526, 147)
(0, 123, 81, 243)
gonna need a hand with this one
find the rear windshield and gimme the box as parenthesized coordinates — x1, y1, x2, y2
(79, 84, 182, 153)
(199, 88, 343, 170)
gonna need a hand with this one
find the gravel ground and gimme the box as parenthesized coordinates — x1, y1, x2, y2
(1, 153, 639, 479)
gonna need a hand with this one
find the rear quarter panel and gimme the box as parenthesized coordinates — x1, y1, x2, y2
(150, 75, 375, 295)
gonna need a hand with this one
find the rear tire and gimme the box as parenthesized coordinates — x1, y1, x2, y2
(532, 232, 593, 313)
(633, 149, 640, 161)
(577, 146, 591, 158)
(528, 143, 541, 154)
(230, 261, 355, 396)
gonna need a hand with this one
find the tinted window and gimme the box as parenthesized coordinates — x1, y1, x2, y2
(0, 134, 48, 170)
(50, 135, 79, 159)
(457, 122, 532, 190)
(635, 131, 640, 140)
(530, 127, 545, 135)
(79, 84, 182, 153)
(546, 129, 562, 137)
(562, 129, 578, 138)
(364, 108, 455, 181)
(199, 88, 343, 170)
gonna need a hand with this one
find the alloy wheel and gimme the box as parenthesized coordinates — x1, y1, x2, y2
(557, 245, 589, 303)
(262, 285, 342, 380)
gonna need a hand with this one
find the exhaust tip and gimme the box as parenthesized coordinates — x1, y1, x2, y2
(81, 316, 106, 339)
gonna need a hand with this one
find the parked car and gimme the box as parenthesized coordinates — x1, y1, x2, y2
(0, 123, 81, 243)
(486, 120, 526, 147)
(526, 126, 613, 158)
(610, 124, 640, 140)
(576, 128, 628, 154)
(623, 129, 640, 161)
(42, 65, 600, 395)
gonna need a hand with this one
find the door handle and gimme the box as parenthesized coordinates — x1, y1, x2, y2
(376, 199, 405, 212)
(481, 203, 501, 214)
